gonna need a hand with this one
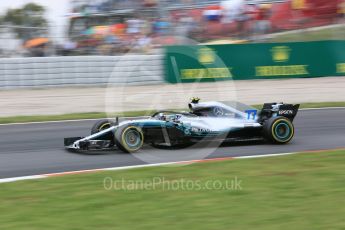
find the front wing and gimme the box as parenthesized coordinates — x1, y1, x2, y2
(64, 126, 117, 151)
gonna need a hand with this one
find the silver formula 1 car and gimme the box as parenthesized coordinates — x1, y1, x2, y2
(64, 99, 299, 153)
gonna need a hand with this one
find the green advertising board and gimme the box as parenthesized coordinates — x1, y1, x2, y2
(164, 40, 345, 83)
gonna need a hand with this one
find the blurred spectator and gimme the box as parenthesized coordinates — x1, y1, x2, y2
(220, 0, 249, 37)
(126, 17, 143, 34)
(153, 18, 170, 35)
(291, 0, 306, 11)
(143, 0, 157, 7)
(142, 19, 153, 35)
(174, 13, 195, 41)
(135, 33, 152, 53)
(253, 4, 272, 35)
(338, 0, 345, 22)
(291, 0, 307, 25)
(63, 40, 77, 56)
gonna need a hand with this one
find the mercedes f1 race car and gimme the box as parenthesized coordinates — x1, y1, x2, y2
(64, 99, 299, 153)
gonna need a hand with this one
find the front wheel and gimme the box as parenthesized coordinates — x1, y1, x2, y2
(263, 117, 295, 144)
(91, 119, 114, 134)
(115, 125, 144, 153)
(91, 119, 114, 141)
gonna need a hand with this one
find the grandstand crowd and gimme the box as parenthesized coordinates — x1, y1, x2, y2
(9, 0, 345, 56)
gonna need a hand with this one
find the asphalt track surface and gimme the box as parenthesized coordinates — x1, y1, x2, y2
(0, 108, 344, 179)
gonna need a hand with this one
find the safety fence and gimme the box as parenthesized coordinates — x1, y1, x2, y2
(0, 55, 164, 89)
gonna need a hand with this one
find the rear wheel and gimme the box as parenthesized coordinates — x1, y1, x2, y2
(115, 125, 144, 153)
(263, 117, 294, 144)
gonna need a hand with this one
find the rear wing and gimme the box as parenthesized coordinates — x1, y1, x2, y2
(259, 103, 300, 122)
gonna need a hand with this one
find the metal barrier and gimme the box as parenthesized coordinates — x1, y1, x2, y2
(0, 55, 164, 89)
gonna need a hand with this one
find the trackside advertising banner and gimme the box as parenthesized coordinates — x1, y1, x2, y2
(164, 40, 345, 83)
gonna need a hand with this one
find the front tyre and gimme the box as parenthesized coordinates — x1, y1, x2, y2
(91, 119, 115, 141)
(91, 119, 114, 134)
(115, 125, 144, 153)
(263, 117, 295, 144)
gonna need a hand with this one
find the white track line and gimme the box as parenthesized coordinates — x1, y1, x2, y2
(0, 151, 306, 184)
(235, 152, 298, 159)
(0, 175, 46, 183)
(0, 107, 344, 126)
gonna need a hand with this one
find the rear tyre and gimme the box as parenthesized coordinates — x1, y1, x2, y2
(263, 116, 294, 144)
(115, 125, 144, 153)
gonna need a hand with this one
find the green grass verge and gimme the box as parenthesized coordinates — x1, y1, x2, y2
(0, 149, 344, 229)
(268, 24, 345, 42)
(1, 101, 344, 124)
